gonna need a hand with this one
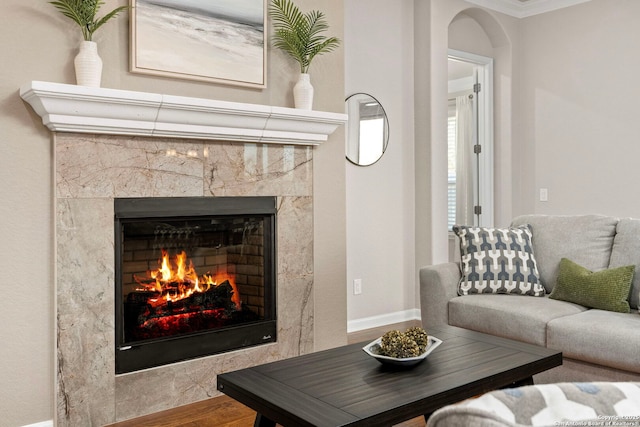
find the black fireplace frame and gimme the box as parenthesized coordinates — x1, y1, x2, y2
(114, 196, 277, 374)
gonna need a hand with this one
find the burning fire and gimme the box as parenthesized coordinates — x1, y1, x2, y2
(134, 249, 241, 310)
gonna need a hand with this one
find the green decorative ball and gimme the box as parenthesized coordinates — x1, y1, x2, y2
(405, 326, 429, 352)
(379, 327, 429, 358)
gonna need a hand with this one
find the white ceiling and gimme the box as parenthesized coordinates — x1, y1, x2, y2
(448, 60, 475, 81)
(463, 0, 592, 18)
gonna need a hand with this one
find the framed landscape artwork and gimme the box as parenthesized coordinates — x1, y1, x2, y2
(130, 0, 267, 88)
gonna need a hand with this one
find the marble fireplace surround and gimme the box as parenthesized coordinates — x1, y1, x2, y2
(21, 82, 347, 426)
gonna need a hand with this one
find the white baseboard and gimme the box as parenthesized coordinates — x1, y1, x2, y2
(347, 309, 421, 333)
(22, 421, 53, 427)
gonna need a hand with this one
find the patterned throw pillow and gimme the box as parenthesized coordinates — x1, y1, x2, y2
(453, 225, 545, 296)
(549, 258, 634, 313)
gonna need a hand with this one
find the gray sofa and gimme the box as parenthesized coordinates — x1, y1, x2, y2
(420, 214, 640, 383)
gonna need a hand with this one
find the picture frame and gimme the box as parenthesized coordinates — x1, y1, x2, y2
(130, 0, 267, 88)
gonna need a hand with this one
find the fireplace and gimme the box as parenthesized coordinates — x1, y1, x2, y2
(114, 196, 277, 374)
(24, 81, 340, 423)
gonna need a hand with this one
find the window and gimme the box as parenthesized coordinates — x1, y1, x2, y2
(447, 100, 457, 230)
(359, 117, 385, 165)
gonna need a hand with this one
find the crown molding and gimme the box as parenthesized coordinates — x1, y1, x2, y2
(20, 81, 347, 146)
(464, 0, 592, 18)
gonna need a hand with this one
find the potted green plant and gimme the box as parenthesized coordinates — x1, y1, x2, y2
(269, 0, 340, 109)
(49, 0, 128, 87)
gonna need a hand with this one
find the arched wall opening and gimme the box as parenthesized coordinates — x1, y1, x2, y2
(449, 8, 514, 230)
(446, 8, 514, 260)
(414, 2, 515, 273)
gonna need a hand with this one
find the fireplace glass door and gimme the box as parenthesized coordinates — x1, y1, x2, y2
(115, 197, 276, 374)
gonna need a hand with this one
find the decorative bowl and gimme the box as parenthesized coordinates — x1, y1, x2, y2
(362, 336, 443, 367)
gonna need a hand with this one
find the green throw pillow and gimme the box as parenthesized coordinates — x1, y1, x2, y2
(549, 258, 634, 313)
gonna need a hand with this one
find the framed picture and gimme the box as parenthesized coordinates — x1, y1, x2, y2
(130, 0, 267, 88)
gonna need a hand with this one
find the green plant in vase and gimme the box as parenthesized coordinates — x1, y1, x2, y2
(49, 0, 128, 87)
(49, 0, 127, 41)
(269, 0, 340, 109)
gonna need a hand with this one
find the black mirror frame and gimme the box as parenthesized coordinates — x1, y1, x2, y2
(345, 92, 390, 167)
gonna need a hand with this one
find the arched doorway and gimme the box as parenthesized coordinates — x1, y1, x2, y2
(445, 8, 512, 261)
(447, 48, 494, 230)
(414, 3, 513, 268)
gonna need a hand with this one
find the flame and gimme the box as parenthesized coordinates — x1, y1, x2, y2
(135, 249, 241, 310)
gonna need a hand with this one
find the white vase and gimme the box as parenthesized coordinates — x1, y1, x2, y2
(293, 73, 314, 110)
(74, 41, 103, 87)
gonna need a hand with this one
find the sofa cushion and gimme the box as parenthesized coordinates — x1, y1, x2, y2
(448, 295, 587, 346)
(547, 309, 640, 374)
(609, 218, 640, 310)
(429, 382, 640, 427)
(510, 215, 618, 293)
(453, 225, 544, 297)
(549, 258, 634, 313)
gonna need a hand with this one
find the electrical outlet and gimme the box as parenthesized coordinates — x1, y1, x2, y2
(540, 188, 548, 202)
(353, 279, 362, 295)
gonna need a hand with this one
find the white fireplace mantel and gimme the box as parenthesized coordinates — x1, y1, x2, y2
(20, 81, 347, 146)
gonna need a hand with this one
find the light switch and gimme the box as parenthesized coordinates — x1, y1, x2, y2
(540, 188, 548, 202)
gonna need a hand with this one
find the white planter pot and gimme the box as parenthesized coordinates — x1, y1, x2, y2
(293, 73, 314, 110)
(74, 41, 103, 87)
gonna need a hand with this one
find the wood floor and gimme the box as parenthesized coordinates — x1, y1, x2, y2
(106, 320, 426, 427)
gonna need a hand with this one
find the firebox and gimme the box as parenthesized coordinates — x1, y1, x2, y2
(114, 196, 277, 374)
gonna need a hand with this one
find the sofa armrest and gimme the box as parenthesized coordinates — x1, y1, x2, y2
(419, 262, 461, 329)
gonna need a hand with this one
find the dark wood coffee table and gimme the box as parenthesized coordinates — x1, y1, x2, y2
(217, 325, 562, 427)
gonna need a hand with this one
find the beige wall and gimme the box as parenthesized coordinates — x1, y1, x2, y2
(0, 0, 345, 425)
(344, 0, 416, 325)
(518, 0, 640, 217)
(449, 13, 494, 57)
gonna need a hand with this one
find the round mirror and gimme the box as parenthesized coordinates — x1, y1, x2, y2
(345, 93, 389, 166)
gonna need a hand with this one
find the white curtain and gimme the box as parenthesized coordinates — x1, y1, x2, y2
(456, 95, 475, 226)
